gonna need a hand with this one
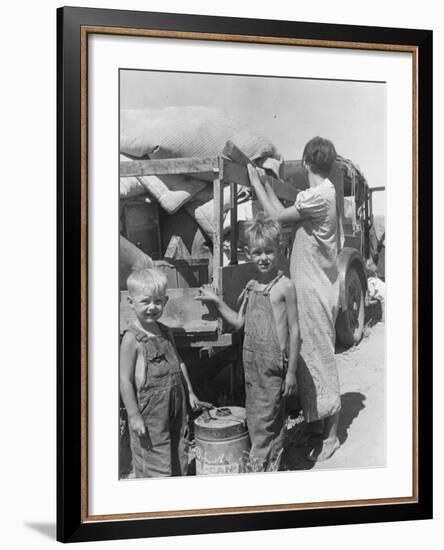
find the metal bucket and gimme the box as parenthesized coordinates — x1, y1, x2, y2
(194, 406, 251, 475)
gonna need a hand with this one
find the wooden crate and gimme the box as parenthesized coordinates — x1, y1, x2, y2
(154, 259, 209, 289)
(120, 288, 218, 339)
(121, 198, 161, 259)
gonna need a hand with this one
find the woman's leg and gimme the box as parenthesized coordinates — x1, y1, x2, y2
(324, 411, 339, 441)
(307, 412, 340, 461)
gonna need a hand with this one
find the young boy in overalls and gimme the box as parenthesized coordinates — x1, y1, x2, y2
(197, 215, 300, 471)
(120, 268, 199, 478)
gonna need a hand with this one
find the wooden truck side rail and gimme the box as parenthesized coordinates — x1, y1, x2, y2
(120, 150, 295, 346)
(119, 147, 370, 346)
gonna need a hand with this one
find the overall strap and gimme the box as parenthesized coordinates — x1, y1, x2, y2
(123, 323, 149, 343)
(124, 323, 170, 346)
(263, 271, 284, 296)
(156, 322, 170, 340)
(237, 279, 256, 306)
(236, 279, 256, 319)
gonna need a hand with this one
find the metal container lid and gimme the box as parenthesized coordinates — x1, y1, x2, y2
(194, 406, 248, 441)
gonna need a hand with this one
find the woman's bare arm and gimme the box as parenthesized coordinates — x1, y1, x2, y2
(247, 165, 306, 225)
(263, 177, 285, 213)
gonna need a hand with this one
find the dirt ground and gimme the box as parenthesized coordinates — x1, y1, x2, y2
(120, 312, 386, 477)
(282, 320, 386, 471)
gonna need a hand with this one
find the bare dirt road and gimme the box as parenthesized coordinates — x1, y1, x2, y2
(120, 319, 386, 477)
(283, 321, 386, 471)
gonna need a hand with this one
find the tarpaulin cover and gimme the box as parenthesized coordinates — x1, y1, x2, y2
(120, 106, 282, 166)
(120, 106, 282, 240)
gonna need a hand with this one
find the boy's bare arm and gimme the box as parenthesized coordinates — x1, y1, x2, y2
(120, 332, 146, 435)
(196, 286, 246, 330)
(282, 280, 300, 397)
(169, 329, 199, 410)
(179, 362, 199, 410)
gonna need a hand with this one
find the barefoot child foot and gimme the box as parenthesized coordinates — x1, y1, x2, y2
(307, 436, 340, 462)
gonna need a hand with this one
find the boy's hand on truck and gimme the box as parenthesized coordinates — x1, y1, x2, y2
(195, 285, 219, 305)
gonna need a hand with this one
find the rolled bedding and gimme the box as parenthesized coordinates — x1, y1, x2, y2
(120, 106, 282, 174)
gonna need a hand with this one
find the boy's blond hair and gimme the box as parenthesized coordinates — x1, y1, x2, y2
(127, 268, 168, 297)
(244, 213, 282, 249)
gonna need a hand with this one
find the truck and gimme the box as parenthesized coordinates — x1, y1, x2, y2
(119, 143, 384, 351)
(118, 142, 385, 475)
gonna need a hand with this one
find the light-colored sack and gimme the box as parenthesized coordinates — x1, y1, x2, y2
(120, 154, 206, 212)
(184, 186, 233, 239)
(137, 174, 206, 214)
(120, 176, 147, 199)
(120, 106, 282, 174)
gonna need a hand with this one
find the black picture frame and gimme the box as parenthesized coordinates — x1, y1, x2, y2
(57, 5, 433, 543)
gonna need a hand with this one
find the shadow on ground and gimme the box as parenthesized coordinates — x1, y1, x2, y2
(337, 392, 366, 445)
(281, 391, 366, 471)
(24, 522, 56, 540)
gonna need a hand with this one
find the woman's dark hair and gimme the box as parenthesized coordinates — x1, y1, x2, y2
(302, 137, 337, 178)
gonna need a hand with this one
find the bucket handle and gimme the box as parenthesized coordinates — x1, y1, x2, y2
(215, 407, 231, 417)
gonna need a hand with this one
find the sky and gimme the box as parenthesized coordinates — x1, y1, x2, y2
(120, 70, 386, 215)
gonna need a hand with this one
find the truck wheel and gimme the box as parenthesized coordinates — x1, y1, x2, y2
(336, 266, 365, 347)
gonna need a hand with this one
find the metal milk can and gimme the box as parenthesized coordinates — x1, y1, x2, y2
(194, 406, 251, 475)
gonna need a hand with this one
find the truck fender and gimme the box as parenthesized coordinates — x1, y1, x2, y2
(337, 247, 367, 311)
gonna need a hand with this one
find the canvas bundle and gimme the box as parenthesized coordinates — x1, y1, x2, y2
(120, 106, 282, 167)
(120, 106, 282, 242)
(120, 155, 207, 213)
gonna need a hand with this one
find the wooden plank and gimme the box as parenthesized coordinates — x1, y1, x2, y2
(120, 288, 218, 336)
(222, 159, 249, 187)
(164, 236, 192, 262)
(153, 260, 178, 290)
(220, 262, 257, 313)
(222, 148, 303, 194)
(329, 162, 345, 221)
(174, 332, 237, 349)
(223, 140, 256, 168)
(264, 175, 297, 203)
(229, 182, 238, 264)
(212, 161, 225, 294)
(174, 260, 209, 289)
(223, 142, 298, 202)
(120, 156, 219, 177)
(223, 160, 297, 202)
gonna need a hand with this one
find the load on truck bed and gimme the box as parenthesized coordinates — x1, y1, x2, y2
(120, 140, 384, 350)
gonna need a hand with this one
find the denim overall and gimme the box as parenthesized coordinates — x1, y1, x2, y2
(125, 323, 188, 478)
(241, 272, 286, 472)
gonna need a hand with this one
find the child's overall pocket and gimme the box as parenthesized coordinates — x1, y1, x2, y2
(146, 342, 171, 379)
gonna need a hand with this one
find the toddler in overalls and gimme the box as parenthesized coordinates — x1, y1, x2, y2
(120, 268, 199, 478)
(197, 215, 300, 471)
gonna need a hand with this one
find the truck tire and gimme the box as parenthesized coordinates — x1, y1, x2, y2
(336, 266, 365, 347)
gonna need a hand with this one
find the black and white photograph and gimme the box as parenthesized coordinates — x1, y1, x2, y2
(118, 69, 387, 480)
